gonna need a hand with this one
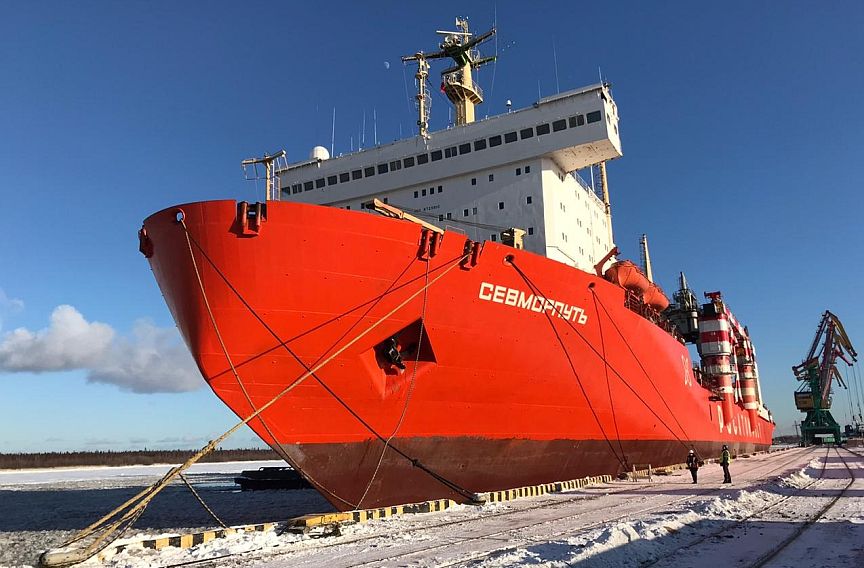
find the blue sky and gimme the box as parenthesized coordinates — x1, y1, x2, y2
(1, 1, 862, 452)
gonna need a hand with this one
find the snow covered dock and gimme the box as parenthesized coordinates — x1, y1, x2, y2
(2, 447, 863, 567)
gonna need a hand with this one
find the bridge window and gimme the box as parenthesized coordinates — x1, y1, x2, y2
(444, 146, 457, 158)
(516, 168, 521, 176)
(339, 172, 350, 183)
(525, 165, 531, 174)
(552, 119, 567, 132)
(569, 115, 585, 128)
(431, 150, 443, 161)
(520, 127, 534, 140)
(489, 174, 494, 182)
(472, 207, 477, 214)
(527, 196, 532, 204)
(463, 209, 469, 216)
(404, 156, 415, 168)
(471, 178, 477, 186)
(414, 191, 419, 198)
(364, 166, 375, 177)
(315, 178, 325, 189)
(536, 123, 550, 136)
(422, 189, 426, 196)
(489, 135, 502, 147)
(291, 183, 301, 194)
(304, 181, 314, 191)
(498, 201, 505, 210)
(390, 160, 401, 171)
(474, 139, 487, 151)
(504, 131, 517, 143)
(528, 227, 534, 235)
(327, 175, 338, 185)
(377, 163, 389, 174)
(587, 110, 602, 123)
(351, 169, 362, 180)
(459, 143, 472, 155)
(417, 153, 429, 165)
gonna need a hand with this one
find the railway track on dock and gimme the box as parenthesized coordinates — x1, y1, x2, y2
(748, 446, 860, 568)
(156, 447, 813, 567)
(639, 446, 857, 568)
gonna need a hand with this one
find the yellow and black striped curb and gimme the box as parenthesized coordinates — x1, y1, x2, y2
(108, 522, 275, 556)
(107, 475, 616, 555)
(479, 474, 613, 503)
(288, 497, 456, 529)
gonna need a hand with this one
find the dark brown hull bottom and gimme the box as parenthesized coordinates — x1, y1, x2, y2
(275, 437, 767, 511)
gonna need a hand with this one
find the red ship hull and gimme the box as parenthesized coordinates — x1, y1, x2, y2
(142, 200, 774, 511)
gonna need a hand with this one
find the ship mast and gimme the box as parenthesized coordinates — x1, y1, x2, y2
(598, 161, 614, 247)
(640, 234, 654, 283)
(402, 18, 495, 134)
(242, 151, 287, 201)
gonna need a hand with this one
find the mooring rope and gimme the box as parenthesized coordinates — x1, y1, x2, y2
(178, 473, 227, 529)
(505, 259, 629, 470)
(181, 219, 356, 509)
(42, 229, 471, 567)
(590, 288, 694, 444)
(183, 229, 479, 504)
(590, 291, 629, 469)
(508, 258, 693, 453)
(356, 258, 431, 508)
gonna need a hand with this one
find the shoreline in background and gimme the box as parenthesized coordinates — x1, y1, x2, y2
(0, 448, 280, 470)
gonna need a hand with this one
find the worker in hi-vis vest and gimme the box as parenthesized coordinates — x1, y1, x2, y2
(720, 445, 732, 483)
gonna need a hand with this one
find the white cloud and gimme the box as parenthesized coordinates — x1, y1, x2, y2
(86, 319, 202, 393)
(0, 288, 24, 331)
(0, 305, 202, 394)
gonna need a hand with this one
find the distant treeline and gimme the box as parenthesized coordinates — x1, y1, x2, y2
(0, 448, 281, 470)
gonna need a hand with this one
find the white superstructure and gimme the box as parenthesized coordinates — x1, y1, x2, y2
(277, 21, 623, 273)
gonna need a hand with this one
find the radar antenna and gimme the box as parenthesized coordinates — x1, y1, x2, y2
(402, 17, 496, 135)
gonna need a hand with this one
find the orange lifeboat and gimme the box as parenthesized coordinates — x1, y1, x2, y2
(643, 282, 670, 312)
(604, 260, 650, 297)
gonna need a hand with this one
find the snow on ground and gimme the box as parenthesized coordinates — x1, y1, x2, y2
(0, 461, 287, 487)
(0, 461, 330, 567)
(3, 448, 864, 567)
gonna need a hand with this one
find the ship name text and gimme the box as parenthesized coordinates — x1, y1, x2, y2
(478, 282, 588, 324)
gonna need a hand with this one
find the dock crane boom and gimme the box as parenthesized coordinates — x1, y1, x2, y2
(793, 310, 858, 444)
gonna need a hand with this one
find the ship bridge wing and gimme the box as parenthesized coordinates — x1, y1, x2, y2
(278, 84, 622, 205)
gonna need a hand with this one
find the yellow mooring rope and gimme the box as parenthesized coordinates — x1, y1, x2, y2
(39, 222, 468, 567)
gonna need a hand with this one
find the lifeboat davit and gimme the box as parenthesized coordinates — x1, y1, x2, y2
(643, 282, 670, 312)
(604, 260, 650, 297)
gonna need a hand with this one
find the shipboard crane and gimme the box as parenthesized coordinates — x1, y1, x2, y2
(793, 310, 858, 444)
(402, 18, 496, 136)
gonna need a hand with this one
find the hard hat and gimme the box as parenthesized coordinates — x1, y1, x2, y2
(722, 444, 728, 449)
(689, 449, 694, 454)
